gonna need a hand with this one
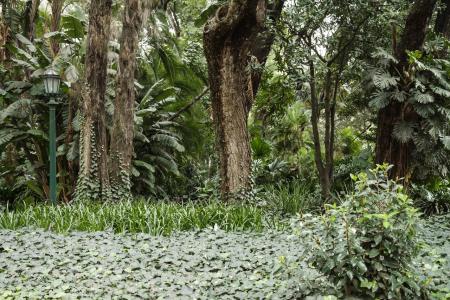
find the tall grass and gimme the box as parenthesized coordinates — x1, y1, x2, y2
(0, 181, 321, 235)
(0, 200, 286, 235)
(263, 181, 321, 216)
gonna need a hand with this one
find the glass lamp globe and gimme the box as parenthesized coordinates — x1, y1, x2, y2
(42, 68, 61, 95)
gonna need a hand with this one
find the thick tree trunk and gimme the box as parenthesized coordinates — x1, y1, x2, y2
(375, 0, 436, 180)
(204, 0, 283, 199)
(75, 0, 112, 201)
(109, 0, 144, 200)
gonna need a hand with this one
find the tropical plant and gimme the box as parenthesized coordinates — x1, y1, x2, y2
(296, 165, 424, 299)
(369, 42, 450, 181)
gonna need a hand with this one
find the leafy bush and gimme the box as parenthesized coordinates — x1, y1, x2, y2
(411, 180, 450, 216)
(297, 165, 425, 299)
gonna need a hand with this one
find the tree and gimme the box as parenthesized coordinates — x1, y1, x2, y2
(278, 0, 381, 198)
(203, 0, 284, 199)
(435, 0, 450, 38)
(375, 0, 437, 180)
(109, 0, 146, 200)
(75, 0, 113, 201)
(23, 0, 40, 41)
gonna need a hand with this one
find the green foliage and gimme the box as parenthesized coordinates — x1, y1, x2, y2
(369, 44, 450, 180)
(132, 80, 186, 196)
(296, 165, 425, 299)
(0, 227, 317, 299)
(411, 179, 450, 216)
(0, 200, 281, 235)
(262, 181, 321, 216)
(417, 214, 450, 298)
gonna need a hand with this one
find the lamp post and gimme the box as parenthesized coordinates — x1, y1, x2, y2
(42, 68, 61, 205)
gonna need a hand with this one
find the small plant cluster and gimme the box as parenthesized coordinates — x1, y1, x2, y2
(296, 165, 424, 299)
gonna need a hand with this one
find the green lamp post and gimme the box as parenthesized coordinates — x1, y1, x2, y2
(42, 68, 61, 205)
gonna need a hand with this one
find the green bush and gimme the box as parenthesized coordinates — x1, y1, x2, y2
(298, 165, 425, 299)
(411, 180, 450, 216)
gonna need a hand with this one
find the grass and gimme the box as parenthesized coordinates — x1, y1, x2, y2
(0, 199, 289, 235)
(0, 181, 318, 235)
(263, 181, 321, 216)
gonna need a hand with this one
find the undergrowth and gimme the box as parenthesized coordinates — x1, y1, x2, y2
(0, 200, 289, 235)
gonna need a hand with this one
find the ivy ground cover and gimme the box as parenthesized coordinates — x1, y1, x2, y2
(0, 229, 320, 299)
(0, 215, 448, 299)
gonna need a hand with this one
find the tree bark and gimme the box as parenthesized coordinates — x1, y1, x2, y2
(109, 0, 144, 200)
(75, 0, 112, 201)
(50, 0, 64, 56)
(204, 0, 284, 199)
(435, 0, 450, 37)
(23, 0, 40, 41)
(375, 0, 437, 180)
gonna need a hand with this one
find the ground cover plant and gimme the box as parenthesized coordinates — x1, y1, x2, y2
(0, 200, 283, 235)
(0, 213, 448, 299)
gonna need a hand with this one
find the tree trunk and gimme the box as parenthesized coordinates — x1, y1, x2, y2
(435, 0, 450, 37)
(75, 0, 112, 201)
(204, 0, 283, 199)
(375, 0, 436, 180)
(50, 0, 64, 56)
(109, 0, 144, 201)
(23, 0, 40, 41)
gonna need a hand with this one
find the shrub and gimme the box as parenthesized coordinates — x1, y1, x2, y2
(411, 180, 450, 216)
(298, 165, 425, 299)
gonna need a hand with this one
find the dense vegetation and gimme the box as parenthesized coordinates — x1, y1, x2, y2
(0, 0, 449, 298)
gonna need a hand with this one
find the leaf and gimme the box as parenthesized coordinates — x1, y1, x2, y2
(368, 248, 380, 258)
(441, 136, 450, 150)
(151, 134, 185, 152)
(61, 15, 85, 39)
(369, 91, 390, 109)
(194, 3, 222, 27)
(134, 160, 156, 173)
(393, 122, 415, 143)
(15, 34, 36, 52)
(412, 92, 434, 104)
(26, 129, 48, 141)
(373, 71, 398, 89)
(0, 129, 25, 147)
(431, 86, 450, 98)
(64, 65, 79, 83)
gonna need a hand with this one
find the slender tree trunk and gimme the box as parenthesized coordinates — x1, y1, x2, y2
(0, 1, 10, 62)
(375, 0, 437, 180)
(50, 0, 64, 56)
(309, 60, 334, 198)
(204, 0, 284, 199)
(435, 0, 450, 37)
(23, 0, 40, 41)
(75, 0, 112, 201)
(109, 0, 144, 201)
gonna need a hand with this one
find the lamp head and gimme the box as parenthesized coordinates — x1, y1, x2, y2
(42, 68, 61, 95)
